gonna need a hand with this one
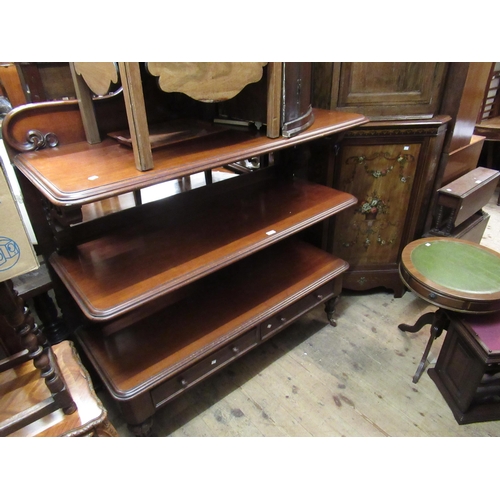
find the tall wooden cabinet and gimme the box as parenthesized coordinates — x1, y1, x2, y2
(312, 62, 492, 296)
(3, 62, 367, 434)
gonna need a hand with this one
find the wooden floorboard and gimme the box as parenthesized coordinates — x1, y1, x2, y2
(98, 187, 500, 438)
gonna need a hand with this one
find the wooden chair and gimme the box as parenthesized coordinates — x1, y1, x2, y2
(0, 278, 118, 436)
(475, 63, 500, 205)
(0, 278, 76, 436)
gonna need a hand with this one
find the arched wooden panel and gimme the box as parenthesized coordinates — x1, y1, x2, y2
(146, 62, 267, 102)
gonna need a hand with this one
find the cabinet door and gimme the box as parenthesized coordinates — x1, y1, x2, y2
(328, 118, 448, 297)
(333, 142, 420, 265)
(314, 62, 448, 120)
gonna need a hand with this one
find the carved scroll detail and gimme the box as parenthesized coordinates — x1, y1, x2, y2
(21, 130, 59, 152)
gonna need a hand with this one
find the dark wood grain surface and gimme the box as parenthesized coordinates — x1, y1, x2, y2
(50, 175, 356, 320)
(13, 108, 367, 205)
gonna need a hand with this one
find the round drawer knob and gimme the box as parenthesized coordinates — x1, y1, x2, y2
(232, 346, 240, 354)
(316, 294, 323, 300)
(428, 292, 437, 300)
(279, 316, 286, 323)
(180, 378, 188, 387)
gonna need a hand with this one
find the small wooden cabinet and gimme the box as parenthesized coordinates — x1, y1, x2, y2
(429, 312, 500, 424)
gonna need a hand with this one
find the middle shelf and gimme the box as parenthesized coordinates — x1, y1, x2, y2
(50, 170, 357, 322)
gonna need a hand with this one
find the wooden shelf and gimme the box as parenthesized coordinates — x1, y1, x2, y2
(50, 172, 357, 321)
(13, 108, 368, 206)
(76, 239, 347, 404)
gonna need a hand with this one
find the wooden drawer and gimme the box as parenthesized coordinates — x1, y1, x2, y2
(151, 328, 259, 408)
(261, 281, 333, 341)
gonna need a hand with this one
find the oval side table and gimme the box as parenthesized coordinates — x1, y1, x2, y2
(398, 237, 500, 383)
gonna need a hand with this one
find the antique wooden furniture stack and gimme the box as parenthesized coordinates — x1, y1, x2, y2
(312, 62, 493, 297)
(425, 63, 497, 243)
(2, 62, 368, 435)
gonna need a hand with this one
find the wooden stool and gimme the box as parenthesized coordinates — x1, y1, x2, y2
(398, 237, 500, 383)
(429, 311, 500, 424)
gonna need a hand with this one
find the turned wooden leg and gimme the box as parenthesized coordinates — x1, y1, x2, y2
(444, 209, 456, 235)
(434, 205, 444, 229)
(0, 280, 76, 414)
(324, 296, 339, 327)
(128, 417, 154, 437)
(32, 291, 68, 344)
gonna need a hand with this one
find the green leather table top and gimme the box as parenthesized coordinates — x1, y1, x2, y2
(411, 240, 500, 294)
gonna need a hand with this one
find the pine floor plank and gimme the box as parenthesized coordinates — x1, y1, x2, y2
(274, 309, 438, 436)
(270, 344, 388, 436)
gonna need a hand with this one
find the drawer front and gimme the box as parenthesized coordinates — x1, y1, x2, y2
(151, 328, 258, 408)
(261, 281, 334, 341)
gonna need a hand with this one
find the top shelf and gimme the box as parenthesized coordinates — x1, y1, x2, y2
(13, 108, 368, 206)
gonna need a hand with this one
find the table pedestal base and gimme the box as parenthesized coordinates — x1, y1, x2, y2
(398, 308, 450, 383)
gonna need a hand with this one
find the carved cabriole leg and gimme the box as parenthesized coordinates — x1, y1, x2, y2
(399, 308, 450, 384)
(0, 279, 76, 415)
(398, 311, 436, 333)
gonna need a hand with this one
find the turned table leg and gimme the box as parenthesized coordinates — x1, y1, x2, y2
(324, 296, 339, 327)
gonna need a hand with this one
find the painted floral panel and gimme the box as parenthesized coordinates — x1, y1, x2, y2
(333, 142, 421, 266)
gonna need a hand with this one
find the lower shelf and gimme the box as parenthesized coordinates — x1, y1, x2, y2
(75, 238, 347, 427)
